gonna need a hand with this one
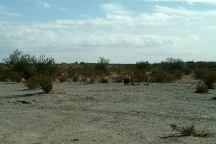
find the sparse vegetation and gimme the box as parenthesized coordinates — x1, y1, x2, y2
(194, 68, 216, 89)
(195, 81, 209, 94)
(136, 61, 150, 70)
(2, 52, 216, 87)
(24, 76, 40, 90)
(150, 69, 177, 83)
(3, 49, 56, 93)
(169, 123, 211, 137)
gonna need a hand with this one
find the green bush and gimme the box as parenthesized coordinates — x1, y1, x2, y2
(24, 76, 40, 90)
(4, 49, 36, 79)
(4, 49, 56, 80)
(195, 81, 209, 94)
(3, 50, 57, 92)
(38, 73, 53, 93)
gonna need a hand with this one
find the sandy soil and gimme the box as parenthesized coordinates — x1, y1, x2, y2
(0, 81, 216, 144)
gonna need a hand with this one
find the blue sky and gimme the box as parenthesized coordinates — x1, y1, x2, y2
(0, 0, 216, 63)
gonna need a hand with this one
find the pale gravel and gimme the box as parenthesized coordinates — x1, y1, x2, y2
(0, 82, 216, 144)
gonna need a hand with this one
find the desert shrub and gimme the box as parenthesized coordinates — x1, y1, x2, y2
(38, 73, 53, 93)
(136, 61, 150, 70)
(195, 68, 216, 89)
(99, 77, 109, 83)
(194, 68, 208, 79)
(112, 75, 122, 83)
(195, 81, 209, 94)
(4, 50, 57, 92)
(0, 64, 9, 81)
(4, 49, 36, 79)
(34, 55, 56, 76)
(8, 71, 22, 82)
(169, 69, 183, 79)
(169, 123, 211, 137)
(95, 57, 109, 72)
(4, 49, 57, 80)
(203, 72, 216, 89)
(59, 76, 67, 82)
(24, 76, 40, 90)
(150, 69, 177, 83)
(133, 70, 148, 83)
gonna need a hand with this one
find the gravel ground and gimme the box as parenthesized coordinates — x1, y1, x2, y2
(0, 82, 216, 144)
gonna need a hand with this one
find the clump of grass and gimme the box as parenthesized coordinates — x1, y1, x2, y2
(169, 123, 211, 137)
(195, 81, 209, 94)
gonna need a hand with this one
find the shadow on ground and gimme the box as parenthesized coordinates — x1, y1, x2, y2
(0, 92, 44, 99)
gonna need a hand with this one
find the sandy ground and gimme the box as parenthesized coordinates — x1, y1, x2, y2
(0, 81, 216, 144)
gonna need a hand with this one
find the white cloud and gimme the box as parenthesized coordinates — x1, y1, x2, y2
(61, 7, 70, 12)
(155, 5, 216, 17)
(0, 4, 20, 17)
(38, 1, 51, 8)
(1, 3, 216, 62)
(144, 0, 216, 4)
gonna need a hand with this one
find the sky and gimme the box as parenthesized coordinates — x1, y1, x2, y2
(0, 0, 216, 63)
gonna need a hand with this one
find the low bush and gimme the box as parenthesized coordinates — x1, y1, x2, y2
(38, 73, 53, 93)
(133, 70, 148, 83)
(58, 75, 68, 82)
(195, 81, 209, 94)
(0, 65, 9, 81)
(194, 68, 216, 89)
(150, 69, 178, 83)
(203, 72, 216, 89)
(8, 71, 22, 82)
(24, 76, 40, 90)
(99, 77, 109, 83)
(170, 123, 211, 137)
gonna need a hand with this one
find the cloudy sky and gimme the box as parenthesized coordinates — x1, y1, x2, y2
(0, 0, 216, 63)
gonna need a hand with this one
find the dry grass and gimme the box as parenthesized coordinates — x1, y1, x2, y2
(169, 123, 212, 137)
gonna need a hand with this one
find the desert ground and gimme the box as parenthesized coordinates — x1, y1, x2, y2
(0, 81, 216, 144)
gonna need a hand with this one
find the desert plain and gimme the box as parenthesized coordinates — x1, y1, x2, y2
(0, 80, 216, 144)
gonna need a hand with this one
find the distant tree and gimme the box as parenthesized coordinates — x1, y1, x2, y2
(136, 61, 150, 70)
(4, 49, 56, 79)
(3, 49, 36, 79)
(95, 57, 109, 71)
(162, 57, 186, 70)
(34, 55, 56, 76)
